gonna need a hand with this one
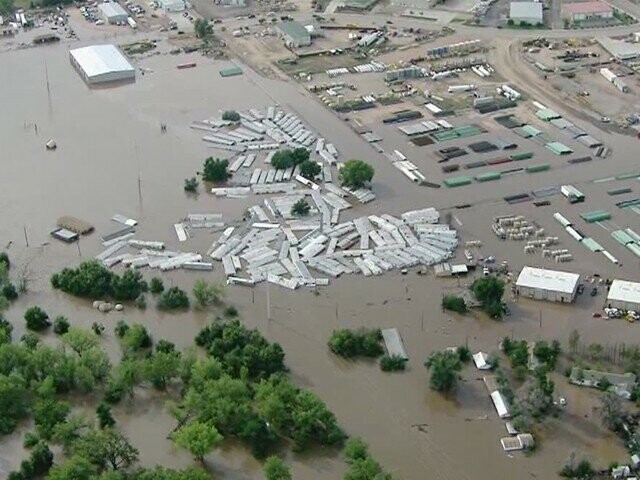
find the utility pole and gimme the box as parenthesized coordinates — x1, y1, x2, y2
(266, 281, 271, 321)
(23, 226, 29, 247)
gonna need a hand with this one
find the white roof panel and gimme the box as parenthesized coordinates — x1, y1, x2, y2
(98, 2, 127, 17)
(608, 279, 640, 305)
(510, 1, 543, 19)
(516, 266, 580, 294)
(70, 44, 134, 79)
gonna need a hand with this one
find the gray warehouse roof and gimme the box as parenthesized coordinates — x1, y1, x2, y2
(98, 2, 128, 17)
(70, 44, 134, 79)
(510, 1, 543, 20)
(277, 21, 310, 41)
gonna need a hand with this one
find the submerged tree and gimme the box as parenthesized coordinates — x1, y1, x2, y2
(424, 351, 462, 393)
(291, 199, 311, 217)
(339, 160, 374, 189)
(202, 157, 230, 183)
(171, 421, 223, 463)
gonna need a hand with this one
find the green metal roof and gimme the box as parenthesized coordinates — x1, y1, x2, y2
(611, 230, 634, 246)
(582, 237, 604, 252)
(580, 210, 611, 223)
(535, 108, 561, 121)
(546, 142, 573, 155)
(276, 21, 311, 42)
(522, 125, 542, 137)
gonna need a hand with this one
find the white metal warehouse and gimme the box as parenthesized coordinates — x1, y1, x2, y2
(69, 45, 135, 85)
(515, 266, 580, 303)
(607, 279, 640, 311)
(98, 2, 128, 24)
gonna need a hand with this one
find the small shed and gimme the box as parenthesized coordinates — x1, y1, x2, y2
(515, 266, 580, 303)
(472, 352, 491, 370)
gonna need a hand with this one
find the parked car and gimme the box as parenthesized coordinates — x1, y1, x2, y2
(577, 284, 585, 295)
(590, 287, 598, 297)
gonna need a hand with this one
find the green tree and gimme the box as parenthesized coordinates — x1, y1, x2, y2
(112, 269, 147, 301)
(379, 354, 407, 372)
(0, 252, 8, 270)
(150, 277, 164, 294)
(339, 160, 374, 189)
(221, 110, 240, 122)
(601, 391, 624, 432)
(299, 160, 321, 180)
(291, 199, 311, 217)
(442, 295, 467, 313)
(158, 287, 190, 310)
(47, 455, 97, 480)
(424, 351, 462, 392)
(171, 421, 223, 463)
(184, 177, 198, 193)
(192, 280, 224, 308)
(97, 402, 116, 429)
(29, 441, 54, 475)
(141, 350, 181, 390)
(0, 373, 29, 434)
(328, 329, 383, 358)
(263, 456, 291, 480)
(73, 428, 139, 471)
(344, 437, 369, 463)
(2, 282, 18, 300)
(53, 316, 70, 335)
(24, 306, 50, 331)
(471, 276, 505, 319)
(115, 320, 129, 339)
(194, 18, 213, 39)
(62, 327, 99, 356)
(202, 157, 230, 183)
(121, 324, 152, 356)
(34, 397, 71, 439)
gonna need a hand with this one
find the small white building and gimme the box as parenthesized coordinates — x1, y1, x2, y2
(509, 1, 543, 25)
(98, 2, 128, 24)
(515, 266, 580, 303)
(158, 0, 185, 12)
(607, 279, 640, 311)
(69, 44, 135, 85)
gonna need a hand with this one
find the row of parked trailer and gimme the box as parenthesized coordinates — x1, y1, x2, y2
(207, 204, 457, 288)
(195, 107, 320, 154)
(553, 212, 619, 264)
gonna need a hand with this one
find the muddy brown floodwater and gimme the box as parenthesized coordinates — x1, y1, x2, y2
(0, 38, 639, 479)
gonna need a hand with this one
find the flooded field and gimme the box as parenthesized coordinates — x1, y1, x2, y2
(1, 37, 640, 479)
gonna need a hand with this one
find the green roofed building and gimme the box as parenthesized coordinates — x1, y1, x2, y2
(276, 21, 311, 48)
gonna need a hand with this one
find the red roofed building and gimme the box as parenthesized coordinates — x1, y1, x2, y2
(562, 1, 613, 22)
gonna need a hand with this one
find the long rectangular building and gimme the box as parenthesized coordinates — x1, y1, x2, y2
(515, 266, 580, 303)
(69, 44, 135, 85)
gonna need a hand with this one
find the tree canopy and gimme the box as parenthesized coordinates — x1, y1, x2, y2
(299, 160, 321, 180)
(271, 148, 310, 170)
(171, 420, 222, 462)
(193, 19, 213, 39)
(263, 456, 291, 480)
(328, 328, 384, 359)
(157, 287, 190, 310)
(424, 351, 462, 392)
(471, 276, 505, 319)
(51, 261, 147, 301)
(291, 198, 311, 217)
(202, 157, 230, 183)
(339, 160, 374, 189)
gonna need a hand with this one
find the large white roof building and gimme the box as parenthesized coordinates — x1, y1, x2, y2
(515, 266, 580, 303)
(69, 45, 135, 85)
(607, 280, 640, 311)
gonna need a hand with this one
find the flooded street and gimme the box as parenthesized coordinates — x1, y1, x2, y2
(1, 39, 638, 479)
